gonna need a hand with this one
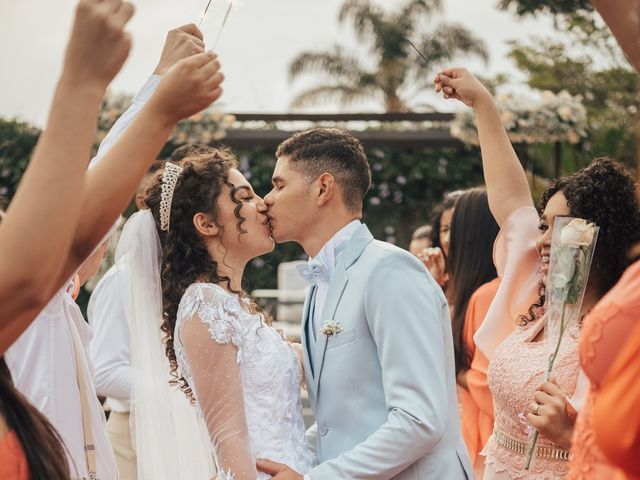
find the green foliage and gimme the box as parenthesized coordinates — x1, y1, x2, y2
(232, 144, 485, 289)
(0, 119, 41, 201)
(288, 0, 488, 112)
(506, 14, 639, 169)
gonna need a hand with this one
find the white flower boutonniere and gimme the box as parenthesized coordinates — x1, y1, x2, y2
(319, 320, 342, 337)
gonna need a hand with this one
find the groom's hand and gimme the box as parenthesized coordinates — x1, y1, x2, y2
(154, 24, 205, 76)
(256, 459, 303, 480)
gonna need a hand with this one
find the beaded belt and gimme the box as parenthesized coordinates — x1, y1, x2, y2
(493, 429, 570, 461)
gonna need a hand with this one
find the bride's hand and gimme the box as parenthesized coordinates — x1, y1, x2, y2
(146, 52, 224, 126)
(433, 67, 492, 109)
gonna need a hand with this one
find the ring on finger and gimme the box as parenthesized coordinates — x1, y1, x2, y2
(533, 403, 541, 415)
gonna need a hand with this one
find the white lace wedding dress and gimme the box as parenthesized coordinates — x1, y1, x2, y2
(174, 282, 315, 480)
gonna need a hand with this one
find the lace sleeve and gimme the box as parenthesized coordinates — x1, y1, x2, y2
(179, 290, 257, 480)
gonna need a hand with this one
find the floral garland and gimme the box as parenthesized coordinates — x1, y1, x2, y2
(96, 94, 236, 146)
(450, 90, 588, 146)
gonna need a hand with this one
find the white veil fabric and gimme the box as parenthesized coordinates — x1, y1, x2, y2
(115, 210, 215, 479)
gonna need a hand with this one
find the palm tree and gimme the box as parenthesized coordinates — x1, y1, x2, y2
(288, 0, 489, 112)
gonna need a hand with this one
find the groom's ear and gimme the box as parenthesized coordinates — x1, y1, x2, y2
(193, 212, 220, 237)
(316, 172, 335, 207)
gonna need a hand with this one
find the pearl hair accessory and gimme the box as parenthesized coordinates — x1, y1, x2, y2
(159, 162, 183, 231)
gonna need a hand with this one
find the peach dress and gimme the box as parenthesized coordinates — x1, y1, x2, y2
(459, 277, 500, 477)
(567, 259, 640, 480)
(475, 207, 580, 479)
(0, 430, 29, 480)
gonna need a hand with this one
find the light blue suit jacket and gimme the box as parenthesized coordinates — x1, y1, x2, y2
(301, 224, 473, 479)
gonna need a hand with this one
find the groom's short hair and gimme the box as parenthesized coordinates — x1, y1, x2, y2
(276, 128, 372, 212)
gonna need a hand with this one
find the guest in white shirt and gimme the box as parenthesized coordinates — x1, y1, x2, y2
(5, 241, 117, 479)
(89, 264, 135, 479)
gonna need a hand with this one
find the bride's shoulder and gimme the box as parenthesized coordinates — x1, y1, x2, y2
(178, 283, 247, 346)
(178, 283, 243, 320)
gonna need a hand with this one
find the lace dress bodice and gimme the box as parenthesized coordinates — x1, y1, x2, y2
(174, 283, 315, 480)
(483, 316, 580, 479)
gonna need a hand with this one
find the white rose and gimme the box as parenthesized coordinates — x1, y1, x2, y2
(558, 105, 572, 122)
(560, 218, 595, 247)
(567, 129, 580, 144)
(500, 111, 515, 125)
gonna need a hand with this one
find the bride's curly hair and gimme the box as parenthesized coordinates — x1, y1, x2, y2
(517, 158, 640, 325)
(145, 147, 270, 402)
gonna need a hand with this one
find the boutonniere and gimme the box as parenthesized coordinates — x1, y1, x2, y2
(319, 320, 342, 337)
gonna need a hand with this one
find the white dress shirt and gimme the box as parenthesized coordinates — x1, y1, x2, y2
(5, 283, 118, 479)
(88, 265, 132, 413)
(309, 220, 361, 338)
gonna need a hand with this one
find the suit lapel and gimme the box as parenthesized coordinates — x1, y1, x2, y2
(301, 286, 316, 386)
(313, 261, 349, 393)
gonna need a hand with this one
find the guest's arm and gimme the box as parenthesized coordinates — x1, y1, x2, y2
(0, 0, 134, 353)
(3, 52, 223, 354)
(593, 0, 640, 72)
(89, 23, 205, 169)
(434, 69, 533, 226)
(60, 51, 223, 288)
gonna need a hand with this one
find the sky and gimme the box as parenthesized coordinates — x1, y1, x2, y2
(0, 0, 557, 127)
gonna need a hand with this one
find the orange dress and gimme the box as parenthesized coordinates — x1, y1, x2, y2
(568, 258, 640, 479)
(594, 321, 640, 479)
(459, 277, 500, 475)
(0, 430, 29, 480)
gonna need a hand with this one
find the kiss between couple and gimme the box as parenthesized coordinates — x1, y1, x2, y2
(114, 128, 473, 480)
(104, 34, 472, 480)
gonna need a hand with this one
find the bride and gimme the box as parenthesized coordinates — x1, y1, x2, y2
(116, 147, 315, 479)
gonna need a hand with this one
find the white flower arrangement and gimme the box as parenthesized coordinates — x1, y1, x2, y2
(96, 98, 236, 146)
(319, 320, 342, 337)
(451, 90, 587, 146)
(172, 107, 236, 145)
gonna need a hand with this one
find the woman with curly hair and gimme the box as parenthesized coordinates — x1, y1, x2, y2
(116, 148, 314, 480)
(434, 68, 640, 479)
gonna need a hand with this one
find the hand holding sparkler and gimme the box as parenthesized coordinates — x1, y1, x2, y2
(154, 24, 205, 76)
(147, 52, 224, 125)
(433, 68, 492, 109)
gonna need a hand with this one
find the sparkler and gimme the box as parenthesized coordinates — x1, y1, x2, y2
(213, 0, 235, 49)
(198, 0, 214, 28)
(405, 38, 431, 68)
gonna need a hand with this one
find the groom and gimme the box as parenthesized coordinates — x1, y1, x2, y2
(258, 129, 472, 479)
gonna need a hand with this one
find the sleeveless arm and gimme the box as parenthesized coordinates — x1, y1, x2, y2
(179, 294, 257, 480)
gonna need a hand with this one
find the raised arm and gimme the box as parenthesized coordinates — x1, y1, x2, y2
(593, 0, 640, 72)
(60, 51, 223, 291)
(0, 0, 134, 352)
(434, 68, 533, 226)
(90, 23, 205, 168)
(2, 50, 223, 353)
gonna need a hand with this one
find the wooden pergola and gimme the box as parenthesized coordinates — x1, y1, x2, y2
(220, 112, 463, 149)
(219, 112, 570, 177)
